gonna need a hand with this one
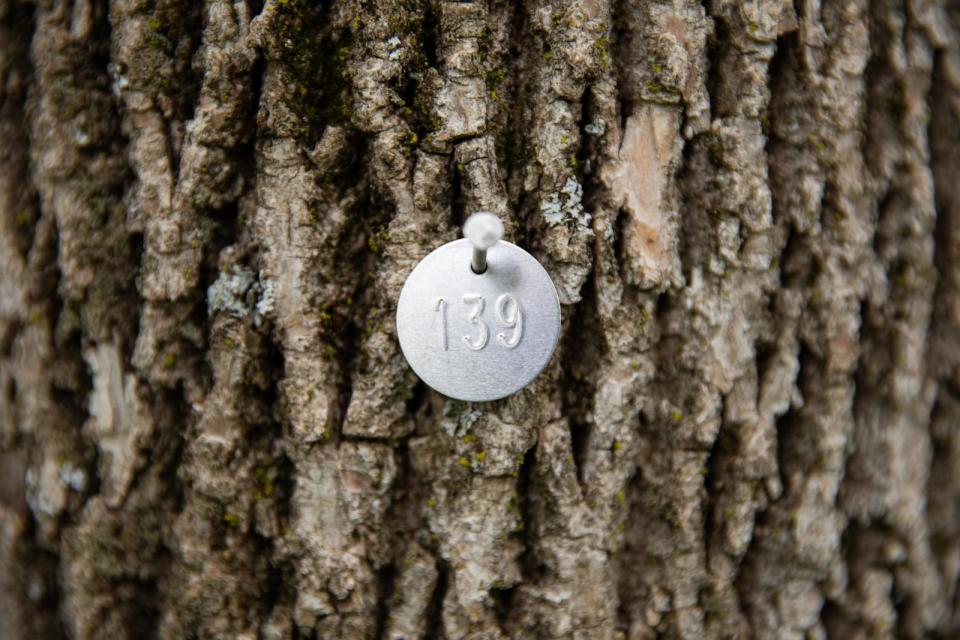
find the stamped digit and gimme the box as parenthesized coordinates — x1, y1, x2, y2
(461, 294, 489, 350)
(434, 297, 448, 350)
(495, 293, 524, 349)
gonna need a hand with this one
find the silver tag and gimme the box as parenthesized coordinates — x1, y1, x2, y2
(396, 214, 561, 402)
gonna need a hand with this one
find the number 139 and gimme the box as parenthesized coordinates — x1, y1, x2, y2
(434, 293, 524, 351)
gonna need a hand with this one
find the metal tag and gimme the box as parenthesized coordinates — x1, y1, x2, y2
(396, 229, 561, 402)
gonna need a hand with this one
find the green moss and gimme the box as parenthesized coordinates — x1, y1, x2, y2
(131, 1, 202, 116)
(646, 81, 673, 95)
(367, 227, 390, 253)
(254, 466, 275, 500)
(806, 133, 827, 154)
(658, 502, 682, 528)
(318, 305, 332, 325)
(700, 588, 726, 615)
(594, 36, 611, 67)
(268, 0, 355, 137)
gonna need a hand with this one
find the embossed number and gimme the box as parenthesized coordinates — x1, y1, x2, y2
(434, 297, 448, 350)
(433, 294, 524, 350)
(461, 294, 489, 350)
(495, 294, 524, 349)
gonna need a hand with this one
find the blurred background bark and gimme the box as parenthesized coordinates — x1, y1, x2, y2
(1, 0, 960, 638)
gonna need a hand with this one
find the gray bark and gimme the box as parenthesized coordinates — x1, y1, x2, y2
(1, 0, 959, 638)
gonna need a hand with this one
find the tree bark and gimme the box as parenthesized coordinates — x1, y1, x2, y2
(1, 0, 959, 638)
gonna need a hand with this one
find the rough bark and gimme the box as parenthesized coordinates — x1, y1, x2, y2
(1, 0, 959, 638)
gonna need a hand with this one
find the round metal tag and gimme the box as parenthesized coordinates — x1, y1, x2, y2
(396, 238, 561, 402)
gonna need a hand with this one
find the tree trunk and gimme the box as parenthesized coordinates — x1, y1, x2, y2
(1, 0, 959, 638)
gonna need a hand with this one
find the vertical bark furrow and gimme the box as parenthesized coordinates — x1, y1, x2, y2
(737, 0, 874, 636)
(502, 1, 649, 636)
(108, 0, 202, 304)
(28, 1, 137, 347)
(340, 0, 445, 441)
(254, 56, 376, 640)
(158, 234, 284, 639)
(927, 15, 960, 633)
(128, 7, 267, 634)
(0, 3, 73, 638)
(251, 1, 417, 635)
(643, 128, 775, 636)
(690, 0, 797, 636)
(831, 0, 946, 633)
(0, 0, 39, 458)
(123, 0, 257, 389)
(25, 5, 181, 638)
(516, 0, 602, 305)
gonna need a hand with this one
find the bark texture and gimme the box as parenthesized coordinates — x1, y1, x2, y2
(1, 0, 960, 638)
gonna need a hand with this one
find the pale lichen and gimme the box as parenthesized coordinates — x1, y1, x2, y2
(387, 35, 402, 60)
(584, 118, 606, 136)
(541, 177, 591, 227)
(207, 266, 257, 317)
(255, 281, 276, 321)
(440, 401, 483, 438)
(59, 463, 88, 492)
